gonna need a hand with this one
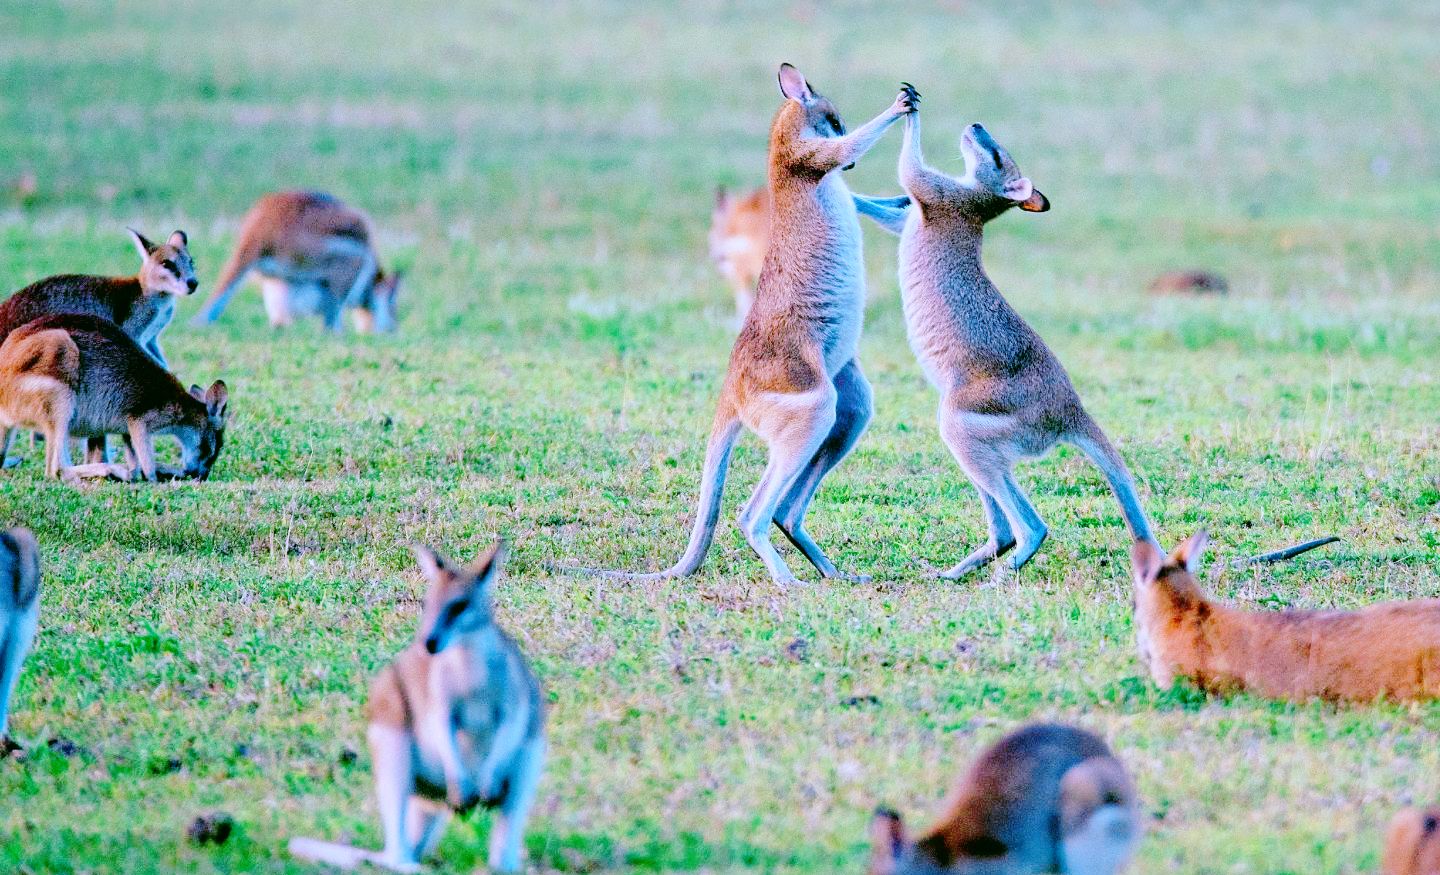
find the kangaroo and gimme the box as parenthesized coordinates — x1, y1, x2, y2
(1131, 531, 1440, 702)
(194, 190, 402, 333)
(1146, 270, 1228, 296)
(710, 184, 914, 323)
(870, 723, 1141, 875)
(1384, 808, 1440, 875)
(0, 228, 197, 464)
(573, 66, 916, 585)
(885, 108, 1155, 577)
(290, 541, 545, 873)
(0, 527, 40, 756)
(0, 314, 228, 481)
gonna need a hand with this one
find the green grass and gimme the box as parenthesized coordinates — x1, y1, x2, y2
(2, 1, 1439, 872)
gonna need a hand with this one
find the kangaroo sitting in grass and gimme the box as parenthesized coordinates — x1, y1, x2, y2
(195, 190, 402, 333)
(1384, 808, 1440, 875)
(576, 66, 917, 585)
(0, 228, 197, 463)
(0, 527, 39, 757)
(1131, 532, 1440, 702)
(0, 315, 228, 481)
(882, 107, 1156, 577)
(290, 541, 545, 873)
(870, 723, 1141, 875)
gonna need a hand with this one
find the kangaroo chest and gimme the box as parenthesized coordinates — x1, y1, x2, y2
(410, 648, 527, 794)
(122, 295, 173, 346)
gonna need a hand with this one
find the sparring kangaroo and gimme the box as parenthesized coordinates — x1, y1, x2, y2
(869, 723, 1141, 875)
(0, 527, 40, 757)
(0, 314, 229, 481)
(194, 190, 402, 333)
(885, 108, 1156, 577)
(1132, 531, 1440, 702)
(575, 66, 917, 584)
(290, 541, 545, 873)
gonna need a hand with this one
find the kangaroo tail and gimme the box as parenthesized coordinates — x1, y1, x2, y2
(1069, 419, 1157, 547)
(193, 244, 256, 325)
(1238, 536, 1340, 565)
(563, 407, 744, 580)
(287, 837, 377, 869)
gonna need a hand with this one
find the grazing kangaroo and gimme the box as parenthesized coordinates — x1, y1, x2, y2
(1131, 531, 1440, 702)
(575, 67, 916, 585)
(870, 723, 1141, 875)
(0, 527, 40, 756)
(891, 109, 1156, 577)
(290, 541, 545, 873)
(194, 190, 402, 333)
(709, 185, 770, 322)
(1384, 808, 1440, 875)
(0, 315, 228, 481)
(0, 228, 196, 464)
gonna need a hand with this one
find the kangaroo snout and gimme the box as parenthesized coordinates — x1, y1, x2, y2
(186, 278, 199, 293)
(424, 636, 440, 654)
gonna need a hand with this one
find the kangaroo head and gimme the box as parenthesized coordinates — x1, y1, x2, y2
(357, 268, 402, 334)
(180, 380, 229, 480)
(1383, 807, 1440, 875)
(1131, 531, 1210, 686)
(415, 540, 504, 656)
(130, 228, 198, 297)
(953, 124, 1049, 220)
(776, 64, 852, 163)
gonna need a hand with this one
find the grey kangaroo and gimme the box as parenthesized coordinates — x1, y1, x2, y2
(572, 67, 917, 584)
(289, 541, 545, 873)
(0, 527, 40, 756)
(870, 108, 1157, 576)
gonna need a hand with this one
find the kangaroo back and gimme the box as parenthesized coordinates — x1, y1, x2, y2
(0, 327, 80, 384)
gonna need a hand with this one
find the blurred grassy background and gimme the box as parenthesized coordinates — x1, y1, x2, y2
(1, 1, 1438, 872)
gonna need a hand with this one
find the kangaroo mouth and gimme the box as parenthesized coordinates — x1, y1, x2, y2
(841, 162, 856, 171)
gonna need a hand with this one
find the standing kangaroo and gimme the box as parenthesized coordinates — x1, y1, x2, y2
(870, 723, 1141, 875)
(0, 315, 228, 481)
(194, 190, 402, 333)
(0, 527, 39, 756)
(1384, 808, 1440, 875)
(575, 66, 916, 584)
(290, 541, 545, 873)
(1131, 531, 1440, 702)
(883, 108, 1155, 576)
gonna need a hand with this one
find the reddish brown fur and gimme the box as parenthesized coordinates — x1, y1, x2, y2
(1383, 808, 1440, 875)
(1146, 270, 1228, 296)
(709, 185, 771, 320)
(1132, 533, 1440, 702)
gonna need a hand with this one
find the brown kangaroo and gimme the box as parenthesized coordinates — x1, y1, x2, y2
(1131, 531, 1440, 702)
(0, 314, 228, 481)
(870, 723, 1141, 875)
(572, 67, 916, 584)
(709, 185, 770, 322)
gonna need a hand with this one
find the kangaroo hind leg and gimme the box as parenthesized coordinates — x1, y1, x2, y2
(488, 736, 545, 873)
(938, 486, 1016, 579)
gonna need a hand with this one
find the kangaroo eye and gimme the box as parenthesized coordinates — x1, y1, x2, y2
(443, 599, 470, 622)
(989, 149, 1003, 170)
(161, 260, 178, 274)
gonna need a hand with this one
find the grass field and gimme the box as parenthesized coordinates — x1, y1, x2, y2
(2, 1, 1439, 872)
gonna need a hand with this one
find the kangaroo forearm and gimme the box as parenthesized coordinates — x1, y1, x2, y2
(852, 195, 910, 236)
(794, 108, 900, 173)
(899, 114, 949, 203)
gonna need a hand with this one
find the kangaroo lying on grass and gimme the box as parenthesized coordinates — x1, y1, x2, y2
(1132, 531, 1440, 702)
(574, 66, 917, 585)
(195, 190, 402, 333)
(290, 541, 545, 873)
(0, 315, 228, 482)
(1384, 807, 1440, 875)
(867, 107, 1157, 577)
(870, 723, 1141, 875)
(0, 527, 39, 757)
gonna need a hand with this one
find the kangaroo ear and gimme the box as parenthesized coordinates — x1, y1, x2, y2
(469, 538, 507, 593)
(204, 380, 229, 420)
(128, 227, 157, 257)
(1131, 539, 1165, 585)
(413, 545, 450, 582)
(714, 186, 730, 210)
(188, 384, 204, 401)
(168, 229, 188, 249)
(1018, 188, 1050, 212)
(777, 63, 813, 102)
(1171, 530, 1210, 573)
(868, 808, 906, 875)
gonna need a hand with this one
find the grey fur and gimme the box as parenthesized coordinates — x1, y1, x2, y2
(894, 113, 1157, 577)
(0, 527, 40, 746)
